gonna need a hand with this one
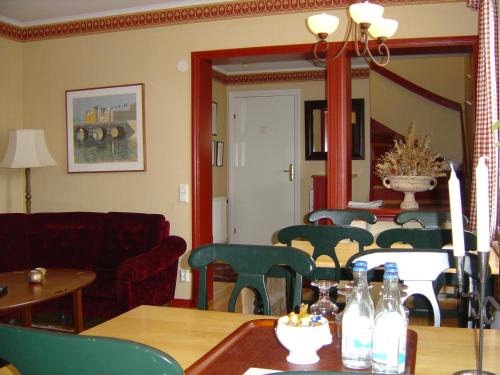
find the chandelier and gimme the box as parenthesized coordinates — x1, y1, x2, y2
(307, 1, 398, 67)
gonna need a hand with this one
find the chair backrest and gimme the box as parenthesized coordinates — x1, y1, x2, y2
(188, 243, 315, 315)
(395, 210, 469, 228)
(306, 209, 377, 226)
(0, 324, 183, 375)
(345, 248, 453, 282)
(277, 225, 374, 281)
(376, 228, 477, 250)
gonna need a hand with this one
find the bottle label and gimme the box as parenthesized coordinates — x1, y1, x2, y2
(342, 321, 373, 357)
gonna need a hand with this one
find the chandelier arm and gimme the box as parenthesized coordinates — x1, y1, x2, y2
(328, 19, 353, 62)
(365, 41, 390, 67)
(353, 22, 362, 57)
(313, 40, 329, 64)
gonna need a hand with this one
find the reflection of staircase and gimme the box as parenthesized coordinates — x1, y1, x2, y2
(369, 119, 450, 207)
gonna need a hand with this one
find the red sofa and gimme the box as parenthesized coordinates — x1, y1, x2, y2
(0, 212, 186, 322)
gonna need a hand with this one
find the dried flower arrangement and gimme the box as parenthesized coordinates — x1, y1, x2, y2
(375, 123, 448, 178)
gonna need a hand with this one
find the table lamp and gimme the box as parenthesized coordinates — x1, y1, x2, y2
(0, 129, 56, 214)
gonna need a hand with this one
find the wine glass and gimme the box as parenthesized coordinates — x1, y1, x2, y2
(309, 280, 339, 321)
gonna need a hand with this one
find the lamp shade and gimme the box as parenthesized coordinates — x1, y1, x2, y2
(349, 1, 384, 25)
(0, 129, 56, 168)
(307, 13, 340, 37)
(368, 18, 398, 39)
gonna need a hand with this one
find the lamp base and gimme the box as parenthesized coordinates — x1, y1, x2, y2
(453, 371, 496, 375)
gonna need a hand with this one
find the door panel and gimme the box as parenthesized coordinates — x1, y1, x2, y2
(229, 92, 298, 245)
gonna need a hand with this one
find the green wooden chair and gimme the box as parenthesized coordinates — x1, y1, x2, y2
(376, 228, 477, 249)
(0, 323, 184, 375)
(395, 210, 469, 228)
(188, 243, 315, 315)
(277, 225, 374, 282)
(306, 209, 377, 226)
(375, 227, 479, 325)
(345, 248, 454, 327)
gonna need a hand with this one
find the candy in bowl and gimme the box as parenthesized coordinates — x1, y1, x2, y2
(275, 314, 332, 365)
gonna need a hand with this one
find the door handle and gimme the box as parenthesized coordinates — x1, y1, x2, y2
(282, 164, 294, 181)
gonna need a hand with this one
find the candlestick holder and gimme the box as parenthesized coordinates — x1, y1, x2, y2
(453, 252, 500, 375)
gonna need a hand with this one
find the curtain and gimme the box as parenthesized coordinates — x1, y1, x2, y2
(467, 0, 499, 242)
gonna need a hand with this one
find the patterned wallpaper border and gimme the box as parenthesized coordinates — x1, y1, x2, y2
(213, 68, 369, 84)
(0, 0, 461, 41)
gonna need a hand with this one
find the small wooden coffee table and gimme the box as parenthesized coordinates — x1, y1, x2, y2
(0, 269, 95, 333)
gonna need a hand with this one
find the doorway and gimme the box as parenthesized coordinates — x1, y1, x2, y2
(228, 89, 301, 245)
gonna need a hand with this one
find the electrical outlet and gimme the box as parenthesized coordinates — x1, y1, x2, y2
(180, 269, 191, 283)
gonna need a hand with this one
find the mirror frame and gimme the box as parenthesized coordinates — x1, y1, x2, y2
(304, 100, 327, 160)
(305, 98, 365, 160)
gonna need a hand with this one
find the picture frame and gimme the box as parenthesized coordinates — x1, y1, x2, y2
(304, 98, 365, 160)
(212, 102, 218, 135)
(212, 141, 216, 166)
(66, 84, 145, 172)
(216, 141, 224, 166)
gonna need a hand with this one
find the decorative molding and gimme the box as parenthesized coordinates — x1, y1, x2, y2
(213, 68, 368, 84)
(0, 0, 461, 42)
(352, 68, 370, 79)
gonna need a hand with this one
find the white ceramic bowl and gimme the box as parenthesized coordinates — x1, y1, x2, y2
(275, 316, 332, 365)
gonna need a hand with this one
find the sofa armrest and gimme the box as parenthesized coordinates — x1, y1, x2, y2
(115, 235, 187, 309)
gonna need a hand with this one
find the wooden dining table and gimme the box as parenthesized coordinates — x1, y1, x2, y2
(83, 306, 500, 374)
(0, 305, 498, 374)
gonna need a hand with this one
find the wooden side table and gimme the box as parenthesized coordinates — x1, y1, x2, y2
(0, 269, 95, 333)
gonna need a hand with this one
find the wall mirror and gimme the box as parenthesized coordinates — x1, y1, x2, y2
(305, 99, 365, 160)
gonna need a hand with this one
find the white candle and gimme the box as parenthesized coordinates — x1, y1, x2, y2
(476, 157, 490, 252)
(448, 164, 465, 257)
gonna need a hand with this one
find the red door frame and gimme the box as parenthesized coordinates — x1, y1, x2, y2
(191, 36, 478, 304)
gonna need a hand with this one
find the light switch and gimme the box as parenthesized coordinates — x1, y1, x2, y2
(179, 184, 189, 203)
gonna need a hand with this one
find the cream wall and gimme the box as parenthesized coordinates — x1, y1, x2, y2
(351, 78, 371, 201)
(0, 37, 24, 213)
(0, 2, 478, 299)
(370, 56, 468, 165)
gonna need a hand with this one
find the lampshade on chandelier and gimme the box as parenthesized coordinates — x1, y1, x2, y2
(307, 1, 398, 66)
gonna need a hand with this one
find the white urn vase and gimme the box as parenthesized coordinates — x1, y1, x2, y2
(382, 175, 437, 210)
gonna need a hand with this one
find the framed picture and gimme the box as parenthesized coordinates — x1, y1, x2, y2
(216, 141, 224, 166)
(212, 102, 218, 135)
(66, 84, 145, 172)
(304, 98, 365, 160)
(211, 141, 216, 166)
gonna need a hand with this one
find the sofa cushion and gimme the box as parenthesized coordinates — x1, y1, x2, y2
(96, 212, 168, 269)
(0, 214, 30, 272)
(27, 212, 105, 269)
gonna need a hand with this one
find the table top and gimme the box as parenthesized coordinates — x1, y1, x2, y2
(278, 240, 500, 276)
(81, 306, 498, 375)
(0, 269, 95, 313)
(1, 305, 498, 374)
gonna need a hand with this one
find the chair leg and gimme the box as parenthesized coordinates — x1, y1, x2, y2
(403, 281, 441, 327)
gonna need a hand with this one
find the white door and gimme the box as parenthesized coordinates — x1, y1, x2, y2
(228, 90, 300, 245)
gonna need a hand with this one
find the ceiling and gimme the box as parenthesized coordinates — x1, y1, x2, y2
(0, 0, 226, 26)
